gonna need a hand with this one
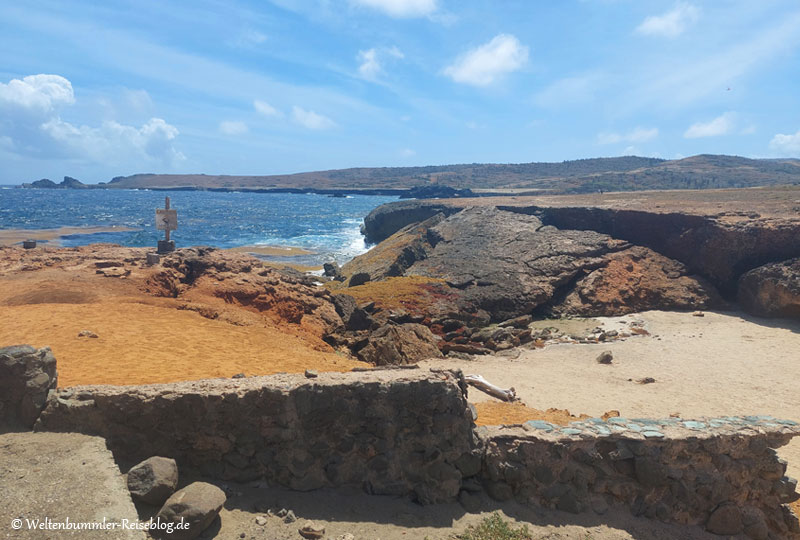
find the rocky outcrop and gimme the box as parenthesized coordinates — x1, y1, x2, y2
(362, 199, 800, 301)
(345, 207, 721, 323)
(552, 246, 722, 316)
(0, 345, 58, 431)
(738, 258, 800, 318)
(35, 370, 476, 504)
(355, 323, 443, 365)
(146, 247, 342, 334)
(532, 206, 800, 295)
(399, 185, 474, 199)
(361, 200, 459, 244)
(342, 214, 444, 281)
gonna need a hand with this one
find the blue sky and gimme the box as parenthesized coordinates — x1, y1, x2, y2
(1, 0, 800, 184)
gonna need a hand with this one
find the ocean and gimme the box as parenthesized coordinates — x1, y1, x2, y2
(0, 188, 398, 265)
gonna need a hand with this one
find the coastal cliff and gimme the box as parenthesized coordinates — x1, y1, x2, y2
(355, 189, 800, 322)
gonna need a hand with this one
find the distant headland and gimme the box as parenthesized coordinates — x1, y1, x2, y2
(17, 154, 800, 197)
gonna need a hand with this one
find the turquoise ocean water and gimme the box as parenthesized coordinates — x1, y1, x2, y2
(0, 188, 397, 265)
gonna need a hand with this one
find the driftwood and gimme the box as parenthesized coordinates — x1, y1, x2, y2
(465, 374, 518, 402)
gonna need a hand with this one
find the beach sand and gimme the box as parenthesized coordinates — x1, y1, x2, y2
(422, 310, 800, 481)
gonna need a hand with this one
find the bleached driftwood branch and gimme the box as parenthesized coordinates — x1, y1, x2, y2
(465, 374, 518, 402)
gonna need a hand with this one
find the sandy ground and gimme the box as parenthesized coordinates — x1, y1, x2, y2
(0, 301, 364, 387)
(422, 310, 800, 481)
(192, 481, 722, 540)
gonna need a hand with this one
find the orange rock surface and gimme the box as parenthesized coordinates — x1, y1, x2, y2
(0, 245, 366, 387)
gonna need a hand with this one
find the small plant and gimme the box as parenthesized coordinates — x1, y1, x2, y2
(457, 513, 532, 540)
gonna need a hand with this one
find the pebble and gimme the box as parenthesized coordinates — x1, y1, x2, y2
(284, 509, 297, 523)
(255, 516, 267, 526)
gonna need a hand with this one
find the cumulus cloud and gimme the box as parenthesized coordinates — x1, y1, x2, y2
(636, 2, 700, 38)
(684, 112, 736, 138)
(597, 127, 659, 144)
(357, 46, 404, 80)
(444, 34, 529, 86)
(219, 120, 248, 135)
(350, 0, 437, 18)
(254, 99, 281, 117)
(770, 130, 800, 156)
(0, 74, 183, 165)
(292, 106, 335, 130)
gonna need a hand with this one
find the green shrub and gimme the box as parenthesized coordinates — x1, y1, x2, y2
(456, 513, 532, 540)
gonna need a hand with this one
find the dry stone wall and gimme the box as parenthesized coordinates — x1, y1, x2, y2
(480, 417, 800, 538)
(16, 359, 800, 537)
(35, 369, 478, 504)
(0, 345, 58, 431)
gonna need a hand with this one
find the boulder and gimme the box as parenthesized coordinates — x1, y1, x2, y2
(154, 482, 225, 539)
(348, 272, 371, 287)
(738, 257, 800, 318)
(0, 345, 58, 431)
(127, 456, 179, 505)
(356, 323, 443, 365)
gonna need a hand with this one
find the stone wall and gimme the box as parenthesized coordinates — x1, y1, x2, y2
(0, 345, 58, 432)
(35, 369, 478, 504)
(23, 362, 800, 537)
(479, 417, 800, 538)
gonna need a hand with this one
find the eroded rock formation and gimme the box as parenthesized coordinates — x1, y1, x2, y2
(738, 258, 800, 318)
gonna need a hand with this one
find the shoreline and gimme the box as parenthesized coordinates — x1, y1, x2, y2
(0, 226, 138, 247)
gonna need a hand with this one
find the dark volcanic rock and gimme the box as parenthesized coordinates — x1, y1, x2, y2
(350, 205, 725, 322)
(400, 185, 474, 199)
(738, 258, 800, 318)
(0, 345, 58, 431)
(342, 214, 444, 281)
(27, 178, 58, 188)
(406, 207, 629, 321)
(127, 456, 179, 505)
(356, 323, 443, 365)
(154, 481, 225, 539)
(361, 200, 460, 244)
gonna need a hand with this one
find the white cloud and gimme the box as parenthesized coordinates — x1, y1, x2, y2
(254, 99, 281, 117)
(0, 74, 183, 165)
(357, 46, 405, 80)
(770, 130, 800, 156)
(291, 106, 335, 130)
(350, 0, 437, 18)
(597, 127, 659, 145)
(219, 120, 248, 135)
(444, 34, 529, 86)
(636, 2, 700, 38)
(358, 49, 381, 79)
(684, 112, 736, 138)
(42, 117, 184, 165)
(400, 148, 416, 157)
(0, 74, 75, 114)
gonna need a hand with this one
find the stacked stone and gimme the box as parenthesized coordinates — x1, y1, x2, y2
(0, 345, 58, 431)
(480, 415, 800, 538)
(35, 369, 478, 505)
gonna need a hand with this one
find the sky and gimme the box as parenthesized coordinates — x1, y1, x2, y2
(1, 0, 800, 184)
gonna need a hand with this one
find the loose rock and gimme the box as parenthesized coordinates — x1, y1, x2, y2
(596, 351, 613, 364)
(127, 456, 179, 506)
(154, 481, 226, 540)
